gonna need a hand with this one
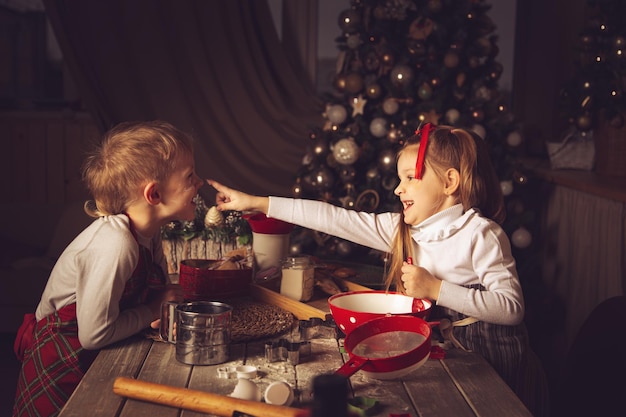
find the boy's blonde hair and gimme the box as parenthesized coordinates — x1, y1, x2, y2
(385, 125, 504, 291)
(82, 120, 194, 217)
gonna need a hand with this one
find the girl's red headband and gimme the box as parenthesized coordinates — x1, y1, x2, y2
(414, 122, 433, 179)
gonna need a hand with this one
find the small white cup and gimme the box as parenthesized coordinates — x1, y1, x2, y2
(264, 381, 294, 406)
(231, 379, 262, 402)
(236, 365, 258, 379)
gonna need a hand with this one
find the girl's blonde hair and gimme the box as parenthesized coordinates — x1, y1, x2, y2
(385, 125, 504, 291)
(82, 120, 194, 217)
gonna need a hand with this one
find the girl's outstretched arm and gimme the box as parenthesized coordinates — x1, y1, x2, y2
(206, 179, 270, 214)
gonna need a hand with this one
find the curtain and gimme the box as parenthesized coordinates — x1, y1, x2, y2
(42, 0, 323, 198)
(541, 185, 625, 352)
(282, 0, 318, 87)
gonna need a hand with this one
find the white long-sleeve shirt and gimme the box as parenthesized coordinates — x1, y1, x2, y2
(35, 214, 166, 349)
(268, 197, 524, 325)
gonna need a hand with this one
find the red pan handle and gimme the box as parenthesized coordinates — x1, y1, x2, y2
(335, 355, 369, 378)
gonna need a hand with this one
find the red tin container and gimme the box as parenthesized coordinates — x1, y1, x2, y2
(179, 259, 253, 301)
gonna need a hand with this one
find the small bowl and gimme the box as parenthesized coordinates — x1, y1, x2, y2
(328, 290, 432, 336)
(236, 365, 258, 379)
(264, 381, 294, 406)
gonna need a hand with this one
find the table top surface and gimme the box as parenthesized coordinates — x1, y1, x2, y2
(58, 330, 533, 417)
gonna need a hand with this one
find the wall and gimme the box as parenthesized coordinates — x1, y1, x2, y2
(0, 111, 96, 204)
(513, 0, 586, 152)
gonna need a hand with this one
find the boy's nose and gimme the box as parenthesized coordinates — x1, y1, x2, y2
(194, 175, 203, 189)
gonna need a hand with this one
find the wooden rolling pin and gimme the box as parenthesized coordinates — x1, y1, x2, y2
(113, 377, 310, 417)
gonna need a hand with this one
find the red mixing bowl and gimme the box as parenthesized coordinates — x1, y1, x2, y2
(328, 290, 432, 335)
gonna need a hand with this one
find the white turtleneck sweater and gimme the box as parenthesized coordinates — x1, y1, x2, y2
(267, 197, 524, 325)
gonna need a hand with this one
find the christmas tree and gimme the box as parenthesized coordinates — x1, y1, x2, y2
(289, 0, 534, 266)
(559, 0, 626, 133)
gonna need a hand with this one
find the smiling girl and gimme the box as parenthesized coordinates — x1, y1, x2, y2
(208, 124, 549, 416)
(13, 120, 202, 417)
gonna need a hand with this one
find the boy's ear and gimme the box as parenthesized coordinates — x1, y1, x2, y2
(443, 168, 460, 196)
(143, 181, 161, 205)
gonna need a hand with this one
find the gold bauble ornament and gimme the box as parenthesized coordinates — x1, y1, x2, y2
(390, 65, 414, 88)
(366, 83, 383, 99)
(204, 206, 224, 227)
(576, 113, 593, 131)
(333, 74, 347, 92)
(345, 73, 364, 94)
(444, 51, 460, 68)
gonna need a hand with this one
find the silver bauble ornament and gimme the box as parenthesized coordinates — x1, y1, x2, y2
(506, 131, 523, 147)
(346, 34, 361, 49)
(369, 117, 388, 138)
(511, 227, 532, 249)
(445, 108, 460, 124)
(382, 98, 399, 115)
(332, 138, 360, 165)
(417, 83, 433, 100)
(327, 104, 348, 125)
(500, 180, 513, 196)
(336, 240, 353, 257)
(471, 124, 486, 139)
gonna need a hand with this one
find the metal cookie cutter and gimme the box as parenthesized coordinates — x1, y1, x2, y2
(265, 317, 339, 365)
(264, 339, 310, 366)
(298, 317, 340, 340)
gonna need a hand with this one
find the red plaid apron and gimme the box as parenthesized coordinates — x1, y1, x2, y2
(12, 243, 165, 417)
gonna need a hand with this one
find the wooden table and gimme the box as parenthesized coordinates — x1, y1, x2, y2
(58, 333, 533, 417)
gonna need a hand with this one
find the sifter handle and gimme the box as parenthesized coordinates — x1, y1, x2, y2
(335, 355, 368, 378)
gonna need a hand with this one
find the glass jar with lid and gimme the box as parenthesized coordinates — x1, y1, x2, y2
(280, 255, 315, 302)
